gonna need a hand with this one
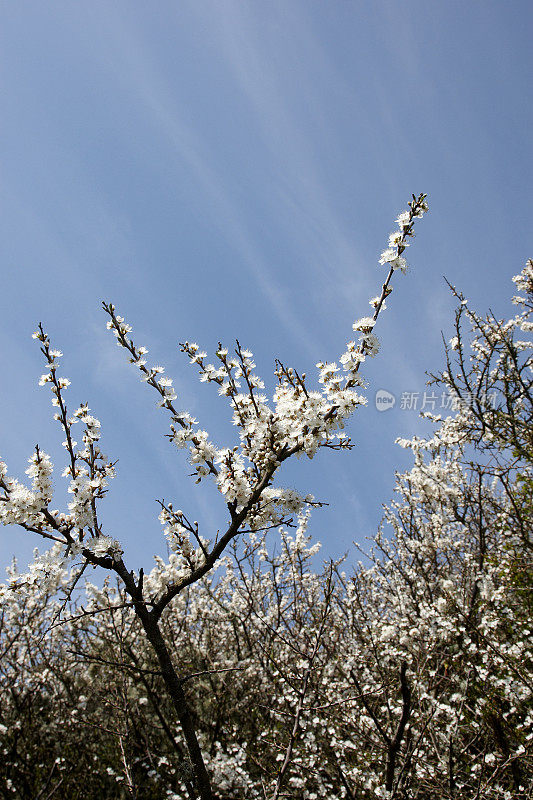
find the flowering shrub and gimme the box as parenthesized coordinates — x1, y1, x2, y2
(10, 203, 531, 798)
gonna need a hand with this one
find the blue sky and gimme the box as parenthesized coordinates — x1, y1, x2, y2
(1, 0, 532, 573)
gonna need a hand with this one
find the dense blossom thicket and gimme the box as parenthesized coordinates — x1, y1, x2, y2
(1, 202, 532, 798)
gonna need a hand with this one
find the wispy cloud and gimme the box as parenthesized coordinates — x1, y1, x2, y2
(71, 5, 328, 356)
(184, 1, 372, 298)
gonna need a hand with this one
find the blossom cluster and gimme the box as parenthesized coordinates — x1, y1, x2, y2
(1, 327, 121, 580)
(0, 450, 53, 527)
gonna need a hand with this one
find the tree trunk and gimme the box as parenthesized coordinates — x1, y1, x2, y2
(139, 612, 214, 800)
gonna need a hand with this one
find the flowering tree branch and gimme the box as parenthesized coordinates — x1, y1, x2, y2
(0, 194, 428, 800)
